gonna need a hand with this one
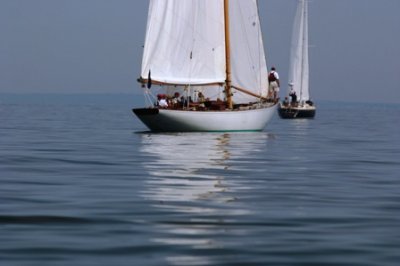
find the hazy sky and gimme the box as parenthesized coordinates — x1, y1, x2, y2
(0, 0, 399, 103)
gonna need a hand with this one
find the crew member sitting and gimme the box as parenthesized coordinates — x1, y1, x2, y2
(283, 97, 289, 106)
(158, 94, 168, 108)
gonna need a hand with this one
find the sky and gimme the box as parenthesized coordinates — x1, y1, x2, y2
(0, 0, 399, 103)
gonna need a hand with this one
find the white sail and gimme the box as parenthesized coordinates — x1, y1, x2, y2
(141, 0, 226, 85)
(230, 0, 269, 103)
(141, 0, 269, 103)
(288, 0, 310, 102)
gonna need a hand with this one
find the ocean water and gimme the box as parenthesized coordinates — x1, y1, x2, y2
(0, 97, 399, 266)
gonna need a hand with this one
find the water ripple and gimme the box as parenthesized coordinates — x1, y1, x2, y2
(1, 103, 399, 265)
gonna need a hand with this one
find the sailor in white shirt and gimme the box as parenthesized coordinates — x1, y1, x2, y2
(268, 66, 280, 101)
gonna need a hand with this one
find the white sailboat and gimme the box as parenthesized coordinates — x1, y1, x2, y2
(132, 0, 278, 132)
(278, 0, 316, 119)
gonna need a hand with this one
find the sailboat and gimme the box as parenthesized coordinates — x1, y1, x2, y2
(132, 0, 278, 132)
(278, 0, 316, 119)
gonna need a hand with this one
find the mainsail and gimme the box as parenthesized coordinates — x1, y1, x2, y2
(140, 0, 268, 104)
(288, 0, 309, 102)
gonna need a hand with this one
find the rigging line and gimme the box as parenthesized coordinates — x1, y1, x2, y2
(144, 88, 154, 107)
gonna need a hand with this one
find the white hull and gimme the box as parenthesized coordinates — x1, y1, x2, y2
(133, 103, 277, 132)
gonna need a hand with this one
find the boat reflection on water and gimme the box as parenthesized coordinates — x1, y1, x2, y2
(138, 132, 272, 265)
(140, 133, 232, 204)
(292, 118, 312, 134)
(139, 132, 270, 205)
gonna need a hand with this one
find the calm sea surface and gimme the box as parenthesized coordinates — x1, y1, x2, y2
(1, 98, 399, 266)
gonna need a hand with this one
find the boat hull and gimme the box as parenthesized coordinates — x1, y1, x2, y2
(277, 103, 316, 119)
(133, 103, 277, 132)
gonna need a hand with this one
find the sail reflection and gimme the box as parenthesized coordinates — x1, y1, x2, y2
(138, 132, 271, 265)
(140, 133, 232, 205)
(139, 132, 270, 205)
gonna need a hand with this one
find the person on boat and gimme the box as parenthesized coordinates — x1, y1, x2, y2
(196, 91, 205, 109)
(180, 95, 193, 108)
(268, 67, 280, 101)
(289, 88, 297, 106)
(198, 92, 205, 103)
(171, 92, 180, 108)
(283, 97, 289, 107)
(158, 94, 168, 108)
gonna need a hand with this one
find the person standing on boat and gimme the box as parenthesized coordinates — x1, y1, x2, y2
(268, 67, 280, 101)
(289, 87, 297, 106)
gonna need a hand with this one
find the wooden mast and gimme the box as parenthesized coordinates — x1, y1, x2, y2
(224, 0, 233, 109)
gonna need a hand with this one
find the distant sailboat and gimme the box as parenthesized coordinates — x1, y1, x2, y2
(132, 0, 278, 132)
(278, 0, 316, 119)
